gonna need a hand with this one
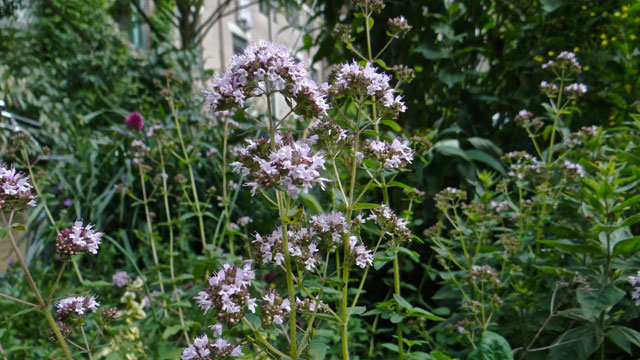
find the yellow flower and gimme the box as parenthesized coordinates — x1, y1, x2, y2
(571, 100, 576, 105)
(612, 36, 617, 41)
(584, 65, 590, 71)
(626, 84, 632, 93)
(601, 33, 607, 39)
(631, 34, 637, 40)
(602, 40, 608, 45)
(548, 51, 555, 56)
(590, 12, 596, 16)
(623, 13, 628, 18)
(582, 5, 587, 10)
(615, 11, 621, 17)
(623, 5, 629, 11)
(509, 4, 514, 9)
(534, 56, 544, 62)
(573, 47, 580, 52)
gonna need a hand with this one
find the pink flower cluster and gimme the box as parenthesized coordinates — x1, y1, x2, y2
(363, 138, 414, 170)
(253, 226, 320, 271)
(542, 51, 582, 73)
(231, 133, 328, 199)
(181, 333, 243, 360)
(327, 62, 406, 118)
(260, 288, 291, 327)
(55, 220, 104, 260)
(310, 211, 349, 250)
(205, 41, 328, 119)
(0, 163, 36, 211)
(349, 235, 374, 268)
(55, 296, 100, 323)
(193, 262, 257, 325)
(368, 204, 411, 242)
(308, 120, 351, 151)
(503, 151, 543, 180)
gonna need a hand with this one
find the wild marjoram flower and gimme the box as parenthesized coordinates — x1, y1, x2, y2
(204, 41, 328, 119)
(55, 296, 100, 323)
(0, 162, 37, 211)
(231, 133, 328, 199)
(181, 333, 243, 360)
(326, 62, 406, 118)
(193, 261, 257, 325)
(55, 220, 104, 260)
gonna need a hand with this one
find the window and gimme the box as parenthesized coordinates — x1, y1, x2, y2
(232, 33, 247, 55)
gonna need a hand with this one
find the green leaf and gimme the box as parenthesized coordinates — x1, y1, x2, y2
(611, 194, 640, 212)
(380, 119, 402, 131)
(437, 69, 464, 88)
(350, 306, 366, 315)
(11, 223, 25, 231)
(468, 331, 514, 360)
(613, 236, 640, 256)
(353, 202, 382, 210)
(394, 294, 413, 310)
(465, 150, 506, 175)
(309, 341, 330, 360)
(577, 284, 625, 316)
(539, 239, 601, 254)
(299, 192, 324, 214)
(0, 227, 10, 242)
(541, 0, 562, 12)
(607, 326, 640, 354)
(162, 325, 182, 339)
(620, 213, 640, 227)
(548, 326, 601, 360)
(414, 45, 448, 60)
(408, 306, 445, 321)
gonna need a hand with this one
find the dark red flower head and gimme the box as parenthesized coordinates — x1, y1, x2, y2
(125, 112, 144, 132)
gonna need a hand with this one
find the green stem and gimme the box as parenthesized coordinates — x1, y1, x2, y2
(138, 164, 168, 318)
(80, 324, 94, 360)
(158, 140, 189, 343)
(170, 101, 207, 250)
(393, 254, 404, 359)
(3, 211, 73, 360)
(22, 150, 84, 284)
(547, 69, 565, 164)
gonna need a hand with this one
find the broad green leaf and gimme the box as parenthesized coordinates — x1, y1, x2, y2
(0, 227, 10, 241)
(162, 325, 182, 339)
(606, 326, 640, 354)
(613, 236, 640, 256)
(577, 284, 625, 316)
(468, 331, 514, 360)
(538, 239, 601, 254)
(380, 119, 402, 131)
(548, 326, 601, 360)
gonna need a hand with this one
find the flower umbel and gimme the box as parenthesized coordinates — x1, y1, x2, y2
(56, 296, 100, 323)
(55, 220, 104, 260)
(0, 162, 37, 211)
(193, 262, 257, 325)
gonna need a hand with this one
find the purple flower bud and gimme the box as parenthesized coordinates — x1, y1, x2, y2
(63, 199, 72, 207)
(125, 112, 145, 132)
